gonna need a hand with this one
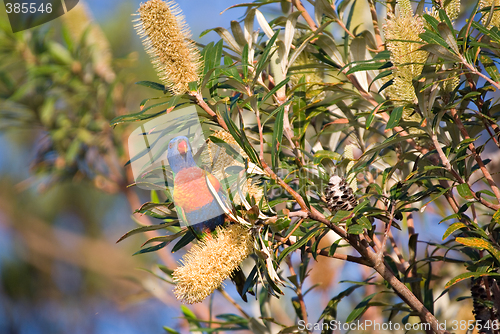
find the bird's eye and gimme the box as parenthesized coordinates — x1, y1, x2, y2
(169, 142, 173, 149)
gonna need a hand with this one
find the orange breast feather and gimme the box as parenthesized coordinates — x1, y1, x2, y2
(173, 167, 221, 213)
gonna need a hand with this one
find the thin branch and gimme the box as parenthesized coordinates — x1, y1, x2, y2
(191, 92, 229, 131)
(378, 202, 395, 261)
(388, 231, 408, 271)
(273, 218, 305, 249)
(217, 288, 250, 319)
(449, 107, 500, 204)
(286, 257, 309, 324)
(292, 0, 317, 31)
(461, 58, 500, 90)
(431, 131, 500, 211)
(367, 0, 384, 51)
(256, 108, 265, 161)
(431, 132, 464, 183)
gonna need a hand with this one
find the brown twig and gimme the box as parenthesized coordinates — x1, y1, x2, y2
(191, 92, 229, 131)
(461, 57, 500, 90)
(286, 257, 309, 325)
(367, 0, 384, 51)
(378, 202, 396, 262)
(448, 107, 500, 203)
(431, 131, 500, 211)
(292, 0, 317, 31)
(273, 218, 305, 249)
(217, 288, 250, 319)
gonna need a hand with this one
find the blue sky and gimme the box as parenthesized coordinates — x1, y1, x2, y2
(85, 0, 248, 43)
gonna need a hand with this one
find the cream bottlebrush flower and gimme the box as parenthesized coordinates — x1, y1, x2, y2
(426, 0, 461, 22)
(384, 5, 427, 106)
(173, 224, 254, 304)
(134, 0, 201, 94)
(289, 52, 325, 99)
(443, 0, 461, 21)
(384, 0, 428, 135)
(424, 1, 461, 93)
(481, 0, 500, 29)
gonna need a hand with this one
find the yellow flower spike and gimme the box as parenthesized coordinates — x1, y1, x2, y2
(384, 7, 427, 106)
(426, 0, 461, 23)
(135, 0, 201, 94)
(173, 224, 254, 304)
(481, 0, 500, 29)
(397, 0, 414, 17)
(445, 0, 461, 21)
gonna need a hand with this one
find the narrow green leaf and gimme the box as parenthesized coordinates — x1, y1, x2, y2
(419, 30, 450, 49)
(493, 208, 500, 223)
(328, 239, 341, 257)
(386, 106, 404, 130)
(133, 242, 167, 255)
(480, 54, 500, 83)
(345, 61, 391, 75)
(419, 44, 460, 62)
(313, 150, 342, 165)
(141, 230, 186, 246)
(438, 9, 455, 35)
(254, 31, 280, 81)
(223, 55, 242, 82)
(442, 222, 467, 240)
(437, 22, 459, 54)
(135, 81, 166, 91)
(438, 213, 462, 224)
(181, 305, 203, 328)
(445, 272, 500, 289)
(171, 230, 196, 252)
(259, 77, 290, 107)
(456, 237, 500, 263)
(318, 285, 358, 321)
(456, 183, 474, 200)
(345, 292, 378, 322)
(272, 103, 285, 170)
(278, 228, 319, 263)
(163, 326, 181, 334)
(117, 220, 178, 243)
(242, 44, 249, 80)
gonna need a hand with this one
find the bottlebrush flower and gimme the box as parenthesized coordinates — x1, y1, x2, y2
(384, 0, 427, 106)
(173, 224, 254, 304)
(134, 0, 201, 94)
(481, 0, 500, 29)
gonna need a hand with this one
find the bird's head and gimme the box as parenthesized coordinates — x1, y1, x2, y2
(167, 136, 197, 174)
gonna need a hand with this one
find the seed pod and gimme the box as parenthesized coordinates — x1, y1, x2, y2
(471, 276, 500, 334)
(325, 175, 358, 212)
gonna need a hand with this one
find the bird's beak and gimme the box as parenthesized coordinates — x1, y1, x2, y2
(177, 140, 188, 156)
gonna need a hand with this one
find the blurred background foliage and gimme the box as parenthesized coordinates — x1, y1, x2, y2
(1, 0, 500, 333)
(0, 0, 249, 332)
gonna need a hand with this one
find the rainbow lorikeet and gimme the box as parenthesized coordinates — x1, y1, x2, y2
(167, 135, 255, 301)
(167, 136, 226, 235)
